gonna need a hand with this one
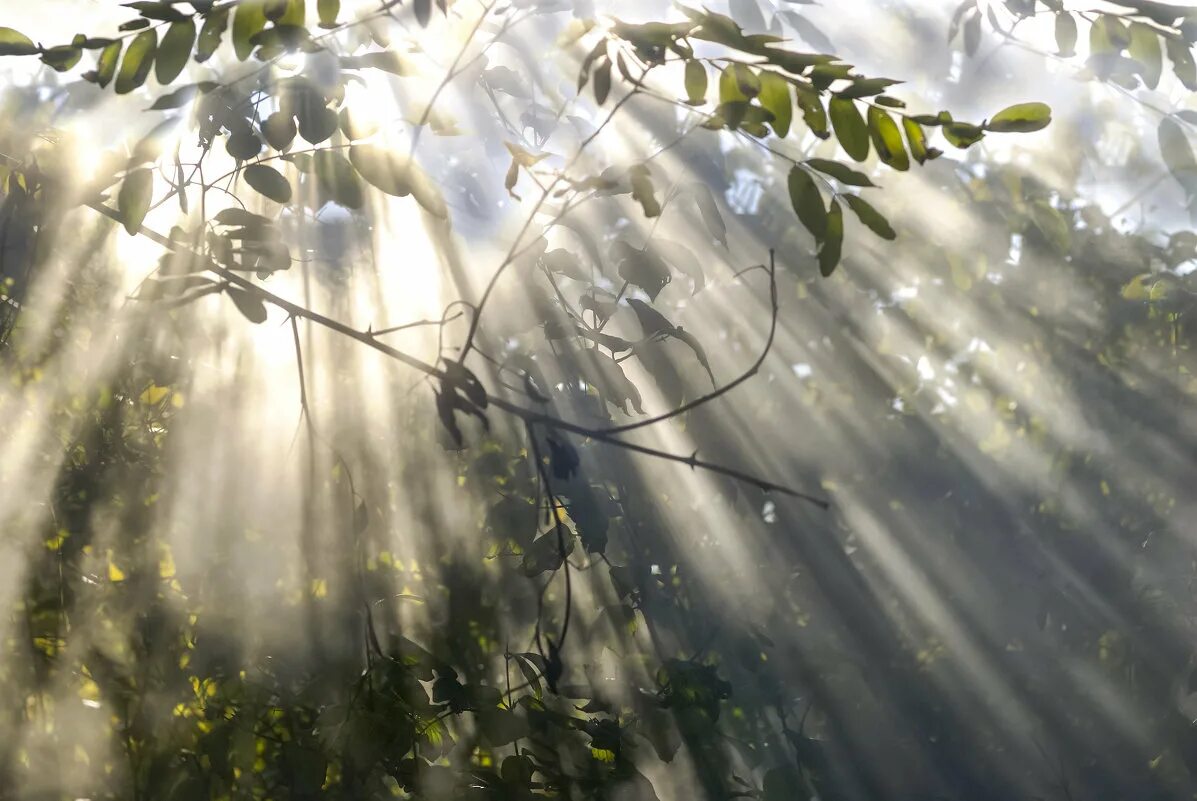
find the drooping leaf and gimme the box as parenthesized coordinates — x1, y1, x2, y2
(985, 102, 1051, 133)
(118, 168, 153, 235)
(614, 241, 671, 300)
(314, 149, 364, 209)
(1054, 11, 1077, 57)
(795, 85, 829, 139)
(593, 58, 612, 105)
(196, 8, 229, 62)
(41, 46, 81, 72)
(96, 41, 121, 88)
(682, 182, 727, 247)
(317, 0, 340, 28)
(243, 164, 292, 203)
(1166, 36, 1197, 90)
(682, 59, 707, 106)
(787, 166, 826, 241)
(232, 0, 267, 60)
(828, 97, 869, 161)
(902, 117, 931, 164)
(155, 19, 195, 84)
(629, 164, 660, 217)
(757, 70, 792, 138)
(1128, 22, 1162, 89)
(867, 106, 909, 170)
(226, 128, 263, 160)
(1159, 117, 1197, 195)
(843, 193, 896, 240)
(115, 29, 157, 94)
(818, 198, 843, 276)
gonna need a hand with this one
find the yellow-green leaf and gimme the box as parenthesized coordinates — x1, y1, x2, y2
(0, 27, 37, 56)
(115, 29, 157, 94)
(684, 59, 707, 105)
(986, 102, 1051, 133)
(828, 97, 869, 161)
(155, 19, 195, 85)
(758, 71, 792, 138)
(867, 106, 909, 170)
(96, 41, 121, 88)
(233, 0, 267, 61)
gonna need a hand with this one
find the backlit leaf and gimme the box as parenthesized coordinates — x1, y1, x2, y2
(115, 29, 157, 94)
(155, 19, 195, 84)
(118, 168, 152, 235)
(787, 166, 826, 241)
(243, 164, 292, 203)
(828, 97, 869, 161)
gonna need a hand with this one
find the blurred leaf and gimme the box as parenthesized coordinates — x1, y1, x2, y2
(227, 286, 268, 323)
(1055, 11, 1077, 56)
(684, 59, 707, 105)
(629, 164, 660, 217)
(1159, 117, 1197, 194)
(317, 0, 339, 28)
(262, 111, 297, 149)
(118, 168, 152, 235)
(1166, 36, 1197, 90)
(314, 149, 363, 209)
(243, 164, 292, 203)
(1128, 22, 1162, 88)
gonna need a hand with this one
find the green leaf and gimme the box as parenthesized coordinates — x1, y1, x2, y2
(684, 59, 707, 105)
(1166, 36, 1197, 90)
(155, 19, 195, 84)
(787, 166, 826, 241)
(233, 0, 267, 61)
(227, 286, 268, 323)
(867, 106, 909, 170)
(243, 164, 292, 203)
(757, 71, 792, 138)
(804, 158, 874, 187)
(819, 198, 843, 276)
(843, 193, 896, 240)
(903, 117, 930, 164)
(795, 85, 829, 139)
(118, 168, 153, 235)
(196, 8, 228, 63)
(40, 46, 82, 72)
(115, 29, 157, 94)
(1030, 200, 1071, 254)
(96, 41, 121, 88)
(317, 0, 340, 28)
(837, 77, 901, 100)
(1054, 12, 1077, 56)
(828, 97, 869, 161)
(985, 102, 1051, 133)
(0, 27, 38, 56)
(1128, 22, 1162, 89)
(943, 121, 984, 148)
